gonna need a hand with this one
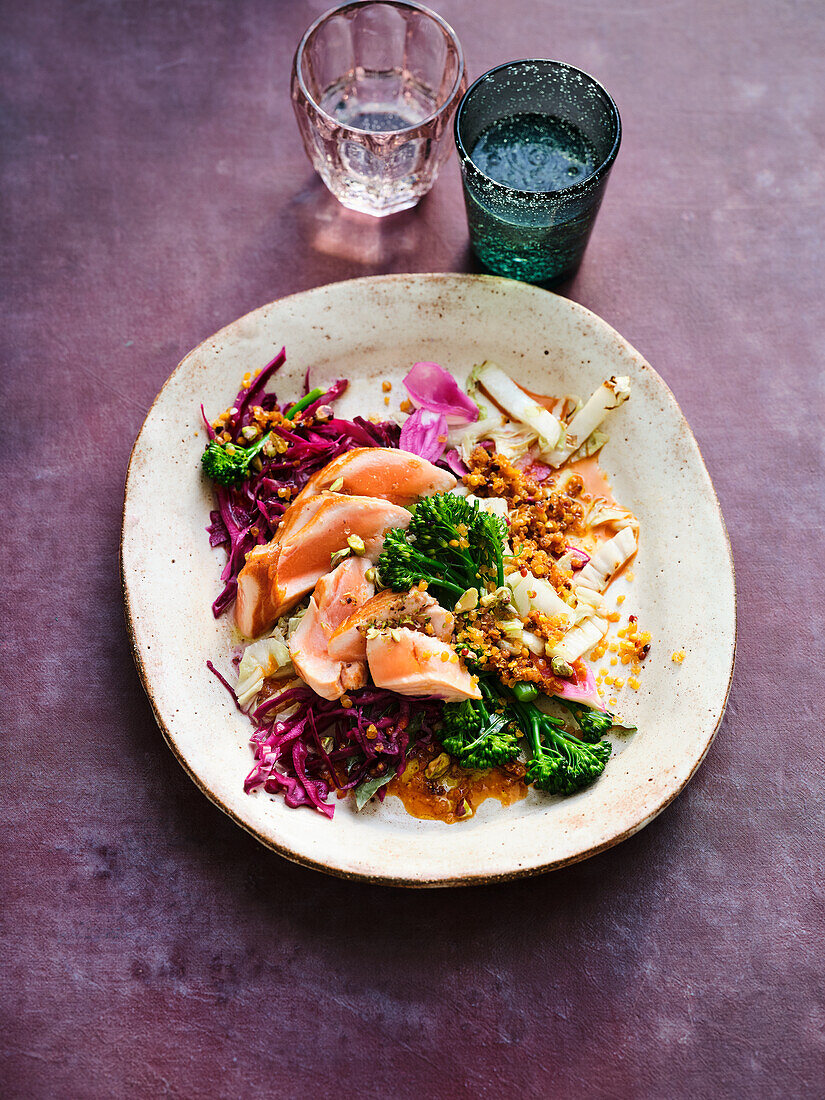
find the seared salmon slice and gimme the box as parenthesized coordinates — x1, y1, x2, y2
(291, 448, 456, 510)
(288, 558, 374, 700)
(234, 543, 281, 639)
(313, 557, 375, 636)
(366, 628, 481, 701)
(235, 494, 410, 635)
(328, 588, 455, 662)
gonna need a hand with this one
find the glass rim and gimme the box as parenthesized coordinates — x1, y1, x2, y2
(454, 58, 622, 199)
(292, 0, 466, 138)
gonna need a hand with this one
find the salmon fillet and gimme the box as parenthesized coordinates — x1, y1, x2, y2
(328, 588, 455, 662)
(366, 628, 481, 701)
(291, 447, 456, 510)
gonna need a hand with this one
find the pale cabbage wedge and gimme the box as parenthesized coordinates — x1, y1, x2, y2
(520, 629, 546, 655)
(546, 375, 631, 467)
(465, 494, 509, 520)
(586, 499, 639, 534)
(469, 361, 562, 454)
(549, 614, 609, 663)
(573, 586, 605, 614)
(508, 571, 575, 626)
(236, 635, 293, 709)
(576, 527, 637, 593)
(448, 395, 536, 464)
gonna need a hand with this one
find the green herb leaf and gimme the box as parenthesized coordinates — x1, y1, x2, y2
(609, 718, 637, 734)
(354, 767, 398, 811)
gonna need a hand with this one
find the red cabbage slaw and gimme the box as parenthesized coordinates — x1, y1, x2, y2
(244, 685, 443, 817)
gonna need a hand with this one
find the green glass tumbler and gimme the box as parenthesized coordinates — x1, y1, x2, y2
(454, 60, 621, 283)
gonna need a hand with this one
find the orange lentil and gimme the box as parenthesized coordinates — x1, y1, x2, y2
(382, 380, 392, 392)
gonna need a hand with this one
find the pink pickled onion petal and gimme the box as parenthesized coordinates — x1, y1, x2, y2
(554, 665, 605, 710)
(399, 408, 448, 463)
(526, 462, 552, 482)
(566, 546, 591, 569)
(567, 546, 590, 562)
(442, 448, 468, 476)
(403, 361, 478, 424)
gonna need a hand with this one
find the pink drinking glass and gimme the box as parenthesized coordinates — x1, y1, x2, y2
(291, 1, 466, 217)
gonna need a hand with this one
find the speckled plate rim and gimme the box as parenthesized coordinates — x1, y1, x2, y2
(121, 273, 737, 887)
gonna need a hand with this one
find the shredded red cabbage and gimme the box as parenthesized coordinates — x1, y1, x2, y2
(203, 353, 400, 617)
(240, 684, 443, 817)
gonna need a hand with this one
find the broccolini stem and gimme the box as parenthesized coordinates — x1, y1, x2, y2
(524, 710, 543, 758)
(240, 433, 270, 459)
(284, 387, 325, 419)
(405, 551, 470, 594)
(432, 578, 467, 599)
(511, 681, 538, 703)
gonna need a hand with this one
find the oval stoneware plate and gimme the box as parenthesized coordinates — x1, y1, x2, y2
(122, 273, 736, 887)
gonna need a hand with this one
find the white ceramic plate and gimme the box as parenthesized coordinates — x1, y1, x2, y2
(122, 273, 736, 886)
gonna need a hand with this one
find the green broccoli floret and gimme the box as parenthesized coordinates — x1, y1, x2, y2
(518, 701, 612, 795)
(377, 526, 468, 601)
(440, 694, 521, 770)
(410, 494, 507, 587)
(377, 492, 506, 601)
(436, 676, 613, 794)
(560, 700, 615, 742)
(201, 434, 271, 486)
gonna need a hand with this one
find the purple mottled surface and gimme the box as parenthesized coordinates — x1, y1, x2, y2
(1, 1, 824, 1097)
